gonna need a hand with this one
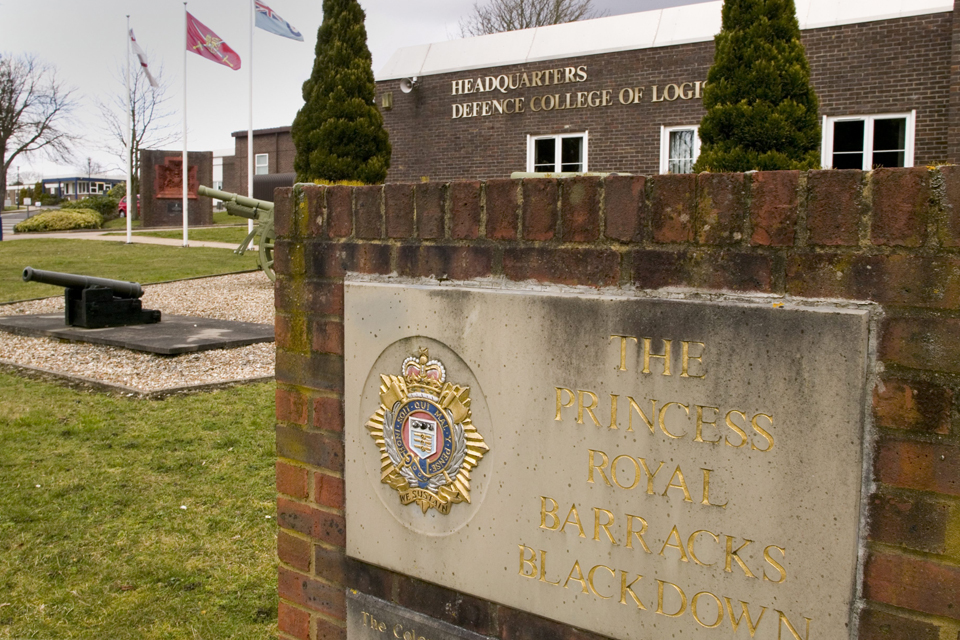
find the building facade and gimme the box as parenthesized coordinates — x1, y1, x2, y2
(224, 126, 296, 197)
(40, 175, 125, 201)
(374, 0, 957, 182)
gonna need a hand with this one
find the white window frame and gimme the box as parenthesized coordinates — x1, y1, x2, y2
(255, 153, 269, 175)
(659, 125, 701, 174)
(526, 132, 589, 173)
(821, 111, 915, 170)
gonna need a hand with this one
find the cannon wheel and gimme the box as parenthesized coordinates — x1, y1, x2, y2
(257, 221, 276, 282)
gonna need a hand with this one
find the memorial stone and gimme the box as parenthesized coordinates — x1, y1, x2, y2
(138, 149, 213, 227)
(345, 281, 876, 640)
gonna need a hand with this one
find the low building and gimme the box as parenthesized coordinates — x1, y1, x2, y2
(222, 0, 954, 184)
(40, 175, 125, 201)
(375, 0, 956, 181)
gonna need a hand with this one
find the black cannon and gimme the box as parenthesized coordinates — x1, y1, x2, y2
(22, 267, 161, 329)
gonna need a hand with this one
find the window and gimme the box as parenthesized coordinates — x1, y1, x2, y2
(659, 126, 701, 174)
(526, 133, 587, 173)
(255, 153, 269, 175)
(822, 112, 915, 169)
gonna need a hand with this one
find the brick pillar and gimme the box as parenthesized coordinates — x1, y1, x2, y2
(948, 1, 960, 163)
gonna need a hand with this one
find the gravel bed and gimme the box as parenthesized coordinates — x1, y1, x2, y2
(0, 272, 275, 393)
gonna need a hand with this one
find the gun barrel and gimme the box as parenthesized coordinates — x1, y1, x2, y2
(23, 267, 144, 299)
(198, 185, 274, 213)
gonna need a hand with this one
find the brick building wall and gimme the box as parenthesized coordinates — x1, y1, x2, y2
(273, 167, 960, 640)
(229, 126, 296, 195)
(377, 12, 956, 182)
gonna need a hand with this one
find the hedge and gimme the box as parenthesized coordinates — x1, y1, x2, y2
(14, 209, 104, 233)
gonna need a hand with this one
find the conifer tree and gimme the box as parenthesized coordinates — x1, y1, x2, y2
(694, 0, 820, 172)
(292, 0, 390, 184)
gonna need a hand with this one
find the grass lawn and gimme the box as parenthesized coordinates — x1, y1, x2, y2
(0, 374, 277, 639)
(213, 210, 249, 226)
(102, 217, 142, 230)
(104, 226, 251, 245)
(0, 239, 257, 302)
(101, 211, 245, 230)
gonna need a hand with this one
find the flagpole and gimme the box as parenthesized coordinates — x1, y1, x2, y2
(248, 0, 254, 235)
(182, 2, 189, 248)
(125, 15, 133, 244)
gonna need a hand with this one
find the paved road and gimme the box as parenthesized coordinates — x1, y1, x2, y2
(1, 208, 36, 238)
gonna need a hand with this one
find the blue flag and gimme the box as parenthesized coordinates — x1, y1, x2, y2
(255, 1, 304, 41)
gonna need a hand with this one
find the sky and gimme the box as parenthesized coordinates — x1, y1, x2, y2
(0, 0, 700, 182)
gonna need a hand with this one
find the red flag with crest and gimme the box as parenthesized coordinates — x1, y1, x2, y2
(186, 12, 241, 70)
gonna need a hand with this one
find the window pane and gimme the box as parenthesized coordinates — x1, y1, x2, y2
(534, 138, 555, 172)
(833, 121, 864, 153)
(560, 137, 583, 172)
(872, 151, 905, 168)
(832, 153, 864, 170)
(873, 118, 906, 153)
(668, 129, 695, 174)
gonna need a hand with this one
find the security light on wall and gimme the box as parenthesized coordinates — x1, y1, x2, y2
(400, 77, 419, 93)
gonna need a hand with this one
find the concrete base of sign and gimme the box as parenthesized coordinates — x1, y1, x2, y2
(345, 280, 876, 640)
(0, 313, 274, 355)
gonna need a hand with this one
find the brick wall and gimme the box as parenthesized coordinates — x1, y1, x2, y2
(274, 168, 960, 640)
(231, 128, 296, 195)
(378, 12, 955, 182)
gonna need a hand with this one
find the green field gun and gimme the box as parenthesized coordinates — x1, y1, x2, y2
(197, 185, 276, 281)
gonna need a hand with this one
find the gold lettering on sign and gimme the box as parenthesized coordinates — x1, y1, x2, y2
(643, 337, 672, 375)
(692, 591, 724, 629)
(450, 68, 703, 118)
(726, 598, 767, 635)
(519, 544, 537, 578)
(625, 515, 651, 552)
(610, 334, 706, 377)
(515, 544, 812, 633)
(540, 549, 561, 584)
(620, 571, 646, 608)
(657, 580, 687, 617)
(681, 341, 706, 377)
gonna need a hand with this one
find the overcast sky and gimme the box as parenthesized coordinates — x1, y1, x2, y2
(0, 0, 701, 181)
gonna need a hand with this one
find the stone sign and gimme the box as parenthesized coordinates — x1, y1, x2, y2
(347, 591, 495, 640)
(345, 281, 874, 640)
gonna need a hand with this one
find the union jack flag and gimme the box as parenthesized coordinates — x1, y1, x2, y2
(255, 1, 303, 41)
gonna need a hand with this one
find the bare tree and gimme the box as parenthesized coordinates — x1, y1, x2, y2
(79, 156, 104, 179)
(460, 0, 601, 36)
(0, 53, 77, 214)
(95, 60, 177, 192)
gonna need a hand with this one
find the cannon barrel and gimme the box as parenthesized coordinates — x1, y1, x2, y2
(23, 267, 144, 299)
(198, 185, 274, 212)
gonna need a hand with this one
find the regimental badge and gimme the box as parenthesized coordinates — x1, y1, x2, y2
(365, 348, 489, 515)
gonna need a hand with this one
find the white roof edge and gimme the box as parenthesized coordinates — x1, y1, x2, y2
(376, 0, 953, 81)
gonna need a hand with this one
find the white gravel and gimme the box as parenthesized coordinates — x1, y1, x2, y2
(0, 272, 275, 393)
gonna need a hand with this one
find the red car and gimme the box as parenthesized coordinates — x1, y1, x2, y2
(118, 195, 140, 217)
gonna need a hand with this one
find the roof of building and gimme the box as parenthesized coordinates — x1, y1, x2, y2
(39, 174, 125, 182)
(231, 126, 292, 137)
(377, 0, 953, 80)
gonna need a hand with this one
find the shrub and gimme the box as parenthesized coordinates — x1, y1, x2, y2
(694, 0, 821, 172)
(14, 209, 103, 233)
(61, 194, 120, 219)
(292, 0, 391, 184)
